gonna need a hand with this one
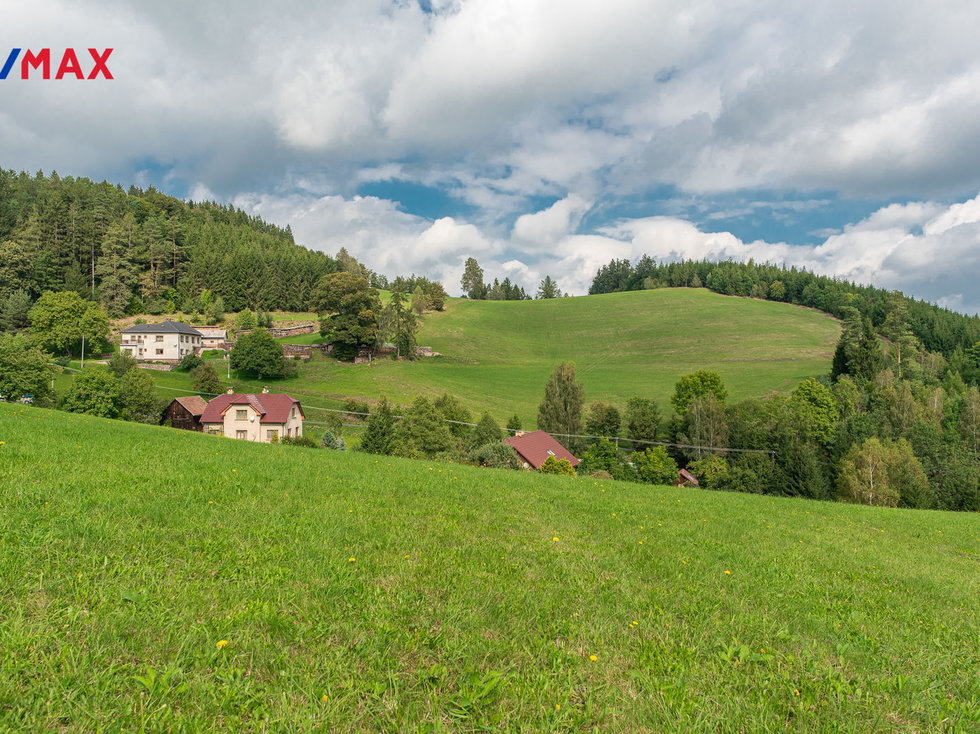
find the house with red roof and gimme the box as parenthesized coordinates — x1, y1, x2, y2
(503, 430, 580, 471)
(200, 389, 305, 443)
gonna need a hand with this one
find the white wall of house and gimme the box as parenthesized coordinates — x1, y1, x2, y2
(202, 403, 304, 442)
(120, 332, 202, 361)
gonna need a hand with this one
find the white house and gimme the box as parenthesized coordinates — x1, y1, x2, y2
(199, 390, 305, 443)
(120, 320, 203, 361)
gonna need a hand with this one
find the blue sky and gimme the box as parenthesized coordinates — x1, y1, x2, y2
(4, 0, 980, 313)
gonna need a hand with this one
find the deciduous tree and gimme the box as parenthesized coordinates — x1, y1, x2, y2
(28, 291, 110, 356)
(671, 370, 727, 415)
(312, 272, 380, 361)
(230, 329, 285, 379)
(0, 334, 52, 404)
(61, 367, 121, 418)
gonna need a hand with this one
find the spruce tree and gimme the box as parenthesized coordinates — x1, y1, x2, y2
(473, 411, 503, 447)
(536, 362, 585, 441)
(360, 397, 397, 455)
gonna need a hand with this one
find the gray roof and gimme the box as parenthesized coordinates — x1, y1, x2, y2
(121, 320, 203, 336)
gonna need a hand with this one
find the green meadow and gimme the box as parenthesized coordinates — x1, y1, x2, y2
(250, 289, 840, 425)
(1, 402, 977, 731)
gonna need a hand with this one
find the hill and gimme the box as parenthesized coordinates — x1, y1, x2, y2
(1, 402, 977, 730)
(0, 169, 336, 315)
(292, 288, 841, 424)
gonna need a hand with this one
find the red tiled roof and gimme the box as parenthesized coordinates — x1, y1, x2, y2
(503, 430, 580, 470)
(173, 395, 208, 416)
(200, 393, 305, 424)
(676, 468, 700, 487)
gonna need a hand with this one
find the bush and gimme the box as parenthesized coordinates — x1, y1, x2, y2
(631, 446, 678, 485)
(280, 357, 299, 379)
(468, 441, 522, 469)
(345, 399, 371, 419)
(321, 431, 346, 450)
(540, 456, 576, 475)
(177, 353, 203, 372)
(108, 350, 138, 378)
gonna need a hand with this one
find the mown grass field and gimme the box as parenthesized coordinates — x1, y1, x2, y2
(1, 402, 977, 731)
(266, 289, 841, 425)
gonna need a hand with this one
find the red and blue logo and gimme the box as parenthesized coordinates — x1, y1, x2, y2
(0, 48, 113, 80)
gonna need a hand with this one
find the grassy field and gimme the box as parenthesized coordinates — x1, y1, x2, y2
(274, 289, 841, 425)
(1, 402, 977, 731)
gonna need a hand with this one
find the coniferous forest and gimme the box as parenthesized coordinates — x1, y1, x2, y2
(0, 169, 338, 316)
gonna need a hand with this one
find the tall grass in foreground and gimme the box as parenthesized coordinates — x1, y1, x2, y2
(0, 403, 977, 731)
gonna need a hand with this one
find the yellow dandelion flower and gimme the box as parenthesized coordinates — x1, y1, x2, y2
(555, 704, 561, 710)
(589, 654, 597, 661)
(794, 689, 800, 697)
(232, 469, 236, 472)
(322, 694, 328, 702)
(348, 557, 356, 562)
(552, 537, 560, 542)
(724, 570, 731, 575)
(216, 640, 228, 648)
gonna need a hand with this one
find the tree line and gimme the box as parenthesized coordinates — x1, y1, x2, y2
(0, 168, 338, 318)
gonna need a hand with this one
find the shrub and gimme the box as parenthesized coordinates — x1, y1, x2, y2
(540, 456, 576, 475)
(468, 442, 522, 469)
(321, 431, 347, 450)
(345, 399, 371, 419)
(631, 446, 678, 485)
(177, 353, 203, 372)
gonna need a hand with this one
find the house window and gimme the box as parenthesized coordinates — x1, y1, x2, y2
(236, 409, 247, 420)
(155, 335, 164, 342)
(236, 430, 247, 440)
(208, 426, 221, 435)
(292, 407, 296, 418)
(267, 429, 278, 441)
(155, 349, 163, 355)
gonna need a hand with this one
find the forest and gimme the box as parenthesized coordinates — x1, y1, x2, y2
(0, 169, 338, 316)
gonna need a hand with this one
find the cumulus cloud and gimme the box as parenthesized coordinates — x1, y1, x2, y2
(6, 1, 980, 311)
(237, 189, 980, 315)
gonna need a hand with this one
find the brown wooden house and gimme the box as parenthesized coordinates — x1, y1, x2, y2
(164, 396, 209, 431)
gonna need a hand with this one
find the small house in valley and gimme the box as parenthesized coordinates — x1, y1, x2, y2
(504, 430, 580, 470)
(120, 320, 202, 362)
(199, 390, 305, 443)
(164, 396, 209, 432)
(196, 327, 228, 350)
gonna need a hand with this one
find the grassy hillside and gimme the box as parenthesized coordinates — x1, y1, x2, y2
(270, 289, 841, 424)
(1, 403, 977, 730)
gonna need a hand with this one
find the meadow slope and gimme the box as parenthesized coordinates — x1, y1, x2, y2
(270, 289, 842, 425)
(1, 403, 977, 731)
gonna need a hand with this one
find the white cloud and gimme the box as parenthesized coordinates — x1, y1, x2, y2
(512, 194, 592, 247)
(5, 0, 980, 311)
(236, 189, 980, 315)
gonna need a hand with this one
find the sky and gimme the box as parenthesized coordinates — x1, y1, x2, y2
(3, 0, 980, 313)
